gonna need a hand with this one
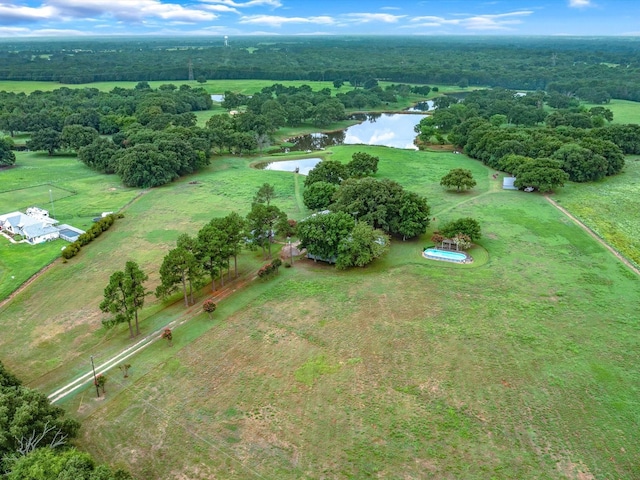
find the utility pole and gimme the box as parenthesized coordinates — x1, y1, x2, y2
(49, 189, 56, 219)
(90, 356, 100, 397)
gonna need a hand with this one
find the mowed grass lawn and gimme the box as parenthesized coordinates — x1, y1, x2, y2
(1, 144, 636, 478)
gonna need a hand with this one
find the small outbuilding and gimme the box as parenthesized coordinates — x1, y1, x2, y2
(503, 177, 518, 190)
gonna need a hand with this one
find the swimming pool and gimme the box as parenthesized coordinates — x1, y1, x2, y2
(423, 248, 468, 263)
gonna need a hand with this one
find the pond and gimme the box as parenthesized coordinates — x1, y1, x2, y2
(259, 157, 322, 175)
(210, 94, 224, 102)
(286, 113, 426, 151)
(406, 100, 435, 112)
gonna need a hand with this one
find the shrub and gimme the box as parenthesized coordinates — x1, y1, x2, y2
(203, 299, 217, 318)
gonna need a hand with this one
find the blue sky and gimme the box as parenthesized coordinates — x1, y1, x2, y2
(0, 0, 638, 37)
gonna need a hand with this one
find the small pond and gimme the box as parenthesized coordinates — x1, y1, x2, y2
(286, 113, 426, 152)
(406, 100, 435, 112)
(260, 157, 322, 175)
(210, 94, 224, 102)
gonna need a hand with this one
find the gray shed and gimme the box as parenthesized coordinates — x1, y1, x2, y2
(503, 177, 518, 190)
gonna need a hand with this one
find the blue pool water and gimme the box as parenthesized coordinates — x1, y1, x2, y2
(423, 248, 467, 263)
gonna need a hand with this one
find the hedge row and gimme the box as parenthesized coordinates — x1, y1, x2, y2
(61, 213, 122, 259)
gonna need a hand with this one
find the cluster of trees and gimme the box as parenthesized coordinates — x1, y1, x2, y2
(302, 152, 380, 210)
(211, 82, 433, 149)
(0, 83, 211, 139)
(0, 84, 214, 188)
(297, 211, 390, 269)
(152, 186, 297, 308)
(3, 37, 640, 102)
(0, 362, 130, 479)
(155, 211, 247, 308)
(416, 88, 616, 146)
(81, 125, 213, 187)
(414, 88, 628, 192)
(302, 155, 430, 240)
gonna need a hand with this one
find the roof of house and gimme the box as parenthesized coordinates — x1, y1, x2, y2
(22, 223, 60, 239)
(0, 211, 59, 239)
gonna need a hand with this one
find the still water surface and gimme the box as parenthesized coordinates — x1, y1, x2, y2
(287, 113, 426, 151)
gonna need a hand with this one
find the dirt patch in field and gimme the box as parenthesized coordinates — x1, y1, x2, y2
(556, 459, 595, 480)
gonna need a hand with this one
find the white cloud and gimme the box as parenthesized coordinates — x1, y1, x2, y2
(0, 4, 57, 24)
(0, 26, 31, 35)
(198, 0, 281, 8)
(569, 0, 592, 7)
(201, 4, 240, 14)
(409, 11, 533, 31)
(343, 13, 406, 24)
(37, 0, 218, 23)
(0, 27, 90, 36)
(239, 15, 335, 27)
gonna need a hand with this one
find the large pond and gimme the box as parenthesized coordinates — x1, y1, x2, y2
(260, 157, 322, 175)
(286, 113, 426, 151)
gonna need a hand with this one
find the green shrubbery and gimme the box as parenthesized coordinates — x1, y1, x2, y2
(257, 258, 282, 279)
(61, 214, 122, 260)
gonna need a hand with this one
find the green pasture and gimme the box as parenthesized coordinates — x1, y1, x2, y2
(69, 181, 638, 479)
(552, 156, 640, 267)
(0, 142, 638, 478)
(583, 99, 640, 124)
(0, 79, 421, 95)
(0, 152, 140, 301)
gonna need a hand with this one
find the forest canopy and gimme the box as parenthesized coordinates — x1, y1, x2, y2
(2, 36, 640, 102)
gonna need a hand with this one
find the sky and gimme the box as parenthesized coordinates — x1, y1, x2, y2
(0, 0, 638, 38)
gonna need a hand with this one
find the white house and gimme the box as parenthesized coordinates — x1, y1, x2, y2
(0, 210, 60, 244)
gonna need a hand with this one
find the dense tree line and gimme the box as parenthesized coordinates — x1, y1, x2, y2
(0, 362, 130, 479)
(2, 37, 640, 102)
(0, 83, 211, 138)
(414, 88, 628, 191)
(0, 83, 214, 188)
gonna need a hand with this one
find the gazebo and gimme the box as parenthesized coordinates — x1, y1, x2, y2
(440, 238, 460, 251)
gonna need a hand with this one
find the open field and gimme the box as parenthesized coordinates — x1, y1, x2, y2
(1, 142, 638, 478)
(552, 156, 640, 267)
(0, 79, 461, 96)
(583, 99, 640, 124)
(0, 152, 140, 300)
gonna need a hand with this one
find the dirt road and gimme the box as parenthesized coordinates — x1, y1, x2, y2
(545, 195, 639, 277)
